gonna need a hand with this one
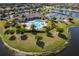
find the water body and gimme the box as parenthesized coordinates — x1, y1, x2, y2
(57, 26, 79, 56)
(0, 38, 26, 56)
(0, 38, 13, 56)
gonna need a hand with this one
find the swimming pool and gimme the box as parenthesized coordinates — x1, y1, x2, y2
(33, 19, 42, 29)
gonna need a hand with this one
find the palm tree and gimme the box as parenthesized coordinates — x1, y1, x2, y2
(4, 22, 11, 28)
(31, 24, 36, 31)
(16, 23, 21, 29)
(47, 20, 52, 30)
(51, 16, 57, 21)
(51, 17, 57, 28)
(68, 17, 74, 23)
(56, 27, 64, 34)
(46, 27, 53, 37)
(47, 19, 56, 30)
(46, 27, 50, 33)
(41, 15, 46, 20)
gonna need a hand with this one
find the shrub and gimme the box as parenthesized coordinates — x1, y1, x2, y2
(16, 29, 21, 34)
(51, 16, 57, 21)
(10, 30, 15, 34)
(46, 27, 50, 32)
(47, 20, 56, 30)
(67, 17, 74, 24)
(4, 29, 15, 34)
(68, 17, 73, 21)
(11, 22, 16, 27)
(36, 40, 45, 48)
(16, 23, 21, 29)
(20, 28, 26, 34)
(47, 20, 52, 30)
(20, 35, 27, 40)
(31, 24, 36, 31)
(46, 32, 53, 37)
(4, 29, 10, 34)
(9, 35, 16, 41)
(23, 24, 26, 28)
(12, 19, 16, 23)
(4, 22, 11, 28)
(56, 27, 64, 33)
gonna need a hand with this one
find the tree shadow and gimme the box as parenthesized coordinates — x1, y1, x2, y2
(4, 30, 10, 34)
(4, 30, 15, 34)
(31, 32, 37, 35)
(58, 33, 67, 40)
(20, 35, 28, 40)
(9, 35, 16, 41)
(46, 32, 53, 38)
(70, 21, 75, 24)
(36, 40, 45, 48)
(16, 29, 21, 34)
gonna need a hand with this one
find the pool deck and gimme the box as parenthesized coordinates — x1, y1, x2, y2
(21, 19, 47, 30)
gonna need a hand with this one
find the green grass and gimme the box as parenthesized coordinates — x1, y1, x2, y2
(2, 32, 65, 52)
(0, 18, 79, 52)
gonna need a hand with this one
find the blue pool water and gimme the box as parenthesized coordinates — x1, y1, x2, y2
(34, 19, 41, 29)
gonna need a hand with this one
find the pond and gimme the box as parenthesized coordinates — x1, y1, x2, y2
(0, 38, 26, 56)
(56, 26, 79, 56)
(0, 38, 14, 56)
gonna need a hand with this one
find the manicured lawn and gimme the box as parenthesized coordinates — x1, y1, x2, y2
(0, 21, 65, 52)
(2, 32, 65, 52)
